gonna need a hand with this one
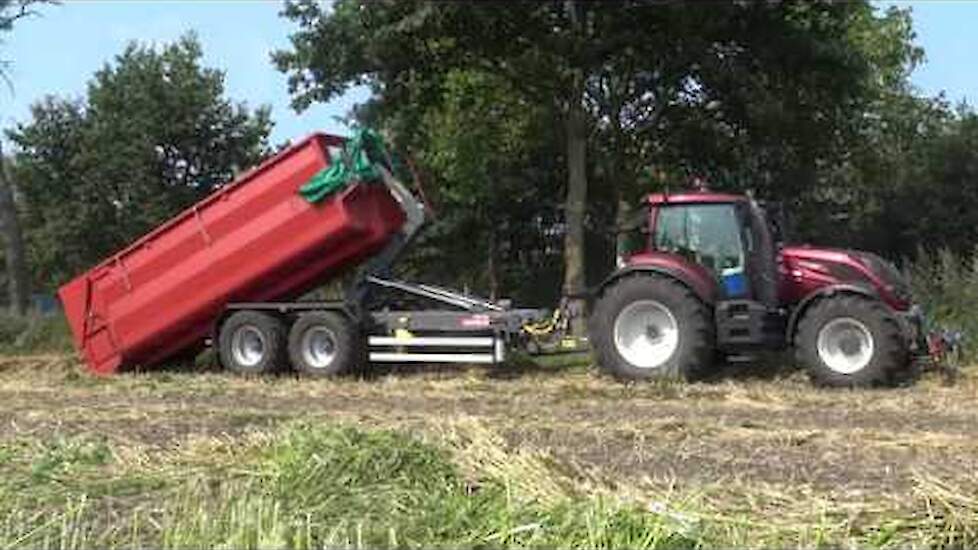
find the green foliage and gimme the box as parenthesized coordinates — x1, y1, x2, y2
(276, 0, 930, 300)
(0, 313, 72, 353)
(0, 312, 26, 343)
(877, 112, 978, 258)
(7, 33, 272, 290)
(906, 248, 978, 362)
(28, 436, 111, 484)
(0, 1, 53, 73)
(0, 0, 46, 31)
(407, 69, 564, 304)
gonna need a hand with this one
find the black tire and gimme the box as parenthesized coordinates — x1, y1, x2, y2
(288, 311, 364, 377)
(218, 311, 287, 375)
(590, 275, 715, 381)
(795, 295, 909, 388)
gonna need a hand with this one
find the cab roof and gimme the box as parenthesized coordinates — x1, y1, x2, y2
(644, 191, 747, 206)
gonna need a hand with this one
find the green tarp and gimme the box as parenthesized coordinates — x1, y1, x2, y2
(299, 127, 391, 203)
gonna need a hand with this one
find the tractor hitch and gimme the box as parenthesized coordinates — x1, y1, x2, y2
(926, 328, 964, 381)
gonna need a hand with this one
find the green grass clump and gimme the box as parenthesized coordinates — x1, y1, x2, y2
(0, 424, 696, 549)
(907, 247, 978, 362)
(161, 425, 695, 549)
(4, 421, 977, 549)
(0, 313, 74, 354)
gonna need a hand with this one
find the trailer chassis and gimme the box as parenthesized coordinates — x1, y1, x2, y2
(219, 166, 551, 369)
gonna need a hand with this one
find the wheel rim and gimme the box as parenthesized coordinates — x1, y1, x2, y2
(301, 326, 338, 369)
(613, 300, 680, 369)
(816, 317, 874, 374)
(231, 325, 267, 367)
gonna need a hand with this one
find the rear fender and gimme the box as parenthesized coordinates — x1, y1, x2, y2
(785, 283, 879, 344)
(597, 254, 718, 305)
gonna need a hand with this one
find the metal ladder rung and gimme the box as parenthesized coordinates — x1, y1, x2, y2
(368, 352, 496, 364)
(368, 336, 494, 347)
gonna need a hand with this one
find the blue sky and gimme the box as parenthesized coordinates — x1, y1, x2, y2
(0, 0, 369, 145)
(1, 0, 976, 146)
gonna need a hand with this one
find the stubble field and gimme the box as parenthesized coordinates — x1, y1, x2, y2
(0, 353, 976, 548)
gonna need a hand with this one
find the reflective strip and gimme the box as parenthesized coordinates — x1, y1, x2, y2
(368, 352, 496, 364)
(368, 336, 495, 347)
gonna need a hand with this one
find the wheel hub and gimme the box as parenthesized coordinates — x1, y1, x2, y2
(301, 326, 338, 369)
(816, 317, 874, 374)
(231, 325, 267, 367)
(613, 300, 679, 369)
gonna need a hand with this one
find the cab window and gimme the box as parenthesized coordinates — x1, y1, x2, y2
(653, 204, 746, 281)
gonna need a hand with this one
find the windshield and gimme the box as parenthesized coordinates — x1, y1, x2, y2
(654, 204, 745, 279)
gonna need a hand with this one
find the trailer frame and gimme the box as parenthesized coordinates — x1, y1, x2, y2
(216, 165, 548, 370)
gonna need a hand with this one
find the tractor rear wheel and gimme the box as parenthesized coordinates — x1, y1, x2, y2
(591, 275, 714, 381)
(795, 295, 908, 387)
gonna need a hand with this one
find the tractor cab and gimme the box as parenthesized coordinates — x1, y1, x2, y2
(620, 192, 780, 308)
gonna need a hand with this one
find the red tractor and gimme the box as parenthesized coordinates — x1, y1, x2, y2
(589, 191, 939, 387)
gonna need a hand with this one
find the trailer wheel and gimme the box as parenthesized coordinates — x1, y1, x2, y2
(288, 312, 363, 377)
(795, 295, 908, 387)
(219, 311, 287, 375)
(590, 275, 714, 381)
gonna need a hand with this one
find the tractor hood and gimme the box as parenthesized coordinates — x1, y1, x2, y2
(780, 245, 912, 310)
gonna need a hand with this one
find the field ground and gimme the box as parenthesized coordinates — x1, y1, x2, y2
(1, 353, 978, 548)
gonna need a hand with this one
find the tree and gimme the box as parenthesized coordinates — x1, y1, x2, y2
(871, 107, 978, 259)
(275, 1, 924, 319)
(408, 69, 563, 305)
(0, 140, 27, 313)
(0, 0, 51, 70)
(8, 34, 272, 290)
(0, 1, 44, 28)
(274, 1, 604, 330)
(0, 0, 54, 314)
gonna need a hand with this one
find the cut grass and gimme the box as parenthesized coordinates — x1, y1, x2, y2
(0, 423, 698, 549)
(1, 355, 978, 548)
(0, 417, 977, 549)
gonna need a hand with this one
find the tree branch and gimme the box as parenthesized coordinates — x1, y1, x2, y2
(0, 0, 45, 29)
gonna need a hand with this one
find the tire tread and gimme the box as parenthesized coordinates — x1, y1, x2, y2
(590, 275, 714, 381)
(795, 295, 908, 388)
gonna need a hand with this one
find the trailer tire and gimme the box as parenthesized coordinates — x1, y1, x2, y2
(288, 312, 363, 377)
(795, 295, 908, 388)
(590, 275, 714, 381)
(219, 311, 287, 376)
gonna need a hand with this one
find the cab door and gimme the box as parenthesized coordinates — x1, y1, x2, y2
(653, 203, 748, 299)
(738, 201, 780, 308)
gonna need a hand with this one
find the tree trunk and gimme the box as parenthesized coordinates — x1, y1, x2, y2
(615, 194, 631, 260)
(487, 222, 499, 301)
(0, 141, 30, 315)
(562, 97, 588, 335)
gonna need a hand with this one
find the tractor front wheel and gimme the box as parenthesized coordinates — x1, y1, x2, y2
(795, 295, 909, 387)
(590, 275, 714, 381)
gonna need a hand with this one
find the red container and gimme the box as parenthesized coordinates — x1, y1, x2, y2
(58, 133, 406, 375)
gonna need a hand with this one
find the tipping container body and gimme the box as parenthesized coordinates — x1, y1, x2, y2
(58, 133, 406, 375)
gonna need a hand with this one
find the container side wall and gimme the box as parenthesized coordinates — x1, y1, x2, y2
(59, 133, 405, 374)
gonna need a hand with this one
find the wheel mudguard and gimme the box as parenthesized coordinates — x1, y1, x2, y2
(786, 283, 879, 344)
(597, 253, 719, 305)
